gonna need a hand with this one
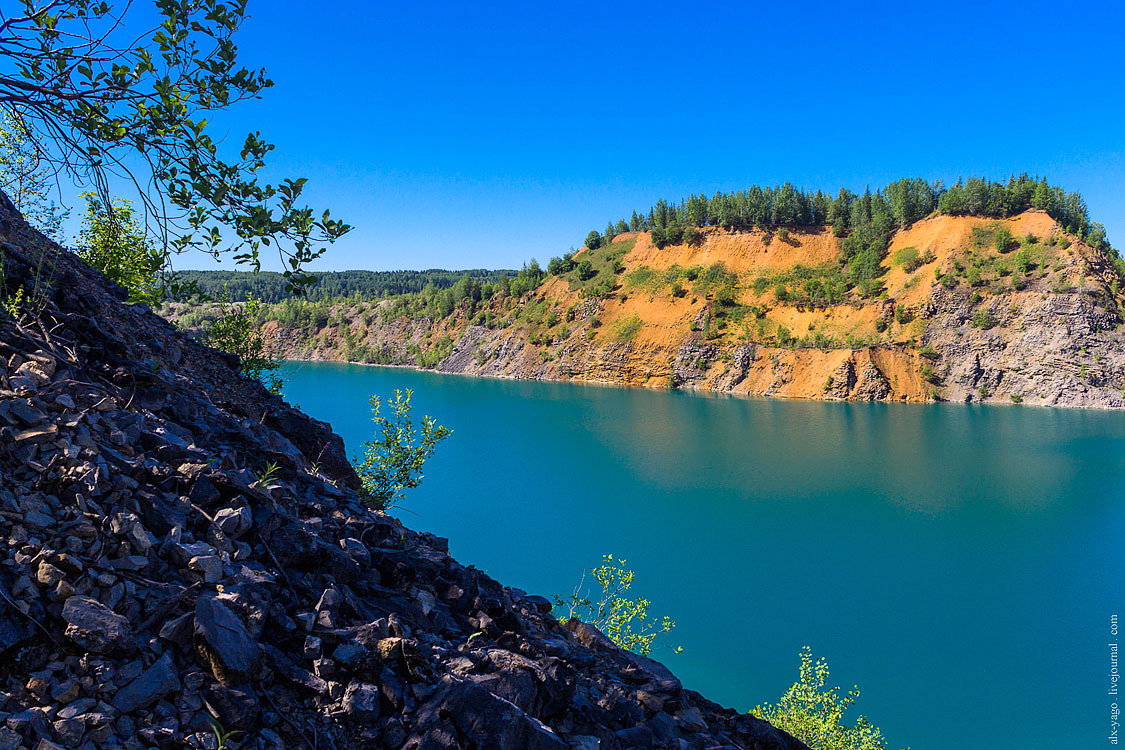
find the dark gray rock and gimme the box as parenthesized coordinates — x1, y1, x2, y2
(523, 594, 553, 614)
(112, 652, 180, 712)
(616, 725, 655, 747)
(194, 596, 260, 684)
(214, 505, 252, 539)
(51, 717, 84, 746)
(413, 675, 566, 750)
(341, 681, 380, 722)
(202, 682, 259, 731)
(563, 617, 616, 651)
(61, 595, 135, 655)
(0, 602, 32, 655)
(0, 728, 21, 750)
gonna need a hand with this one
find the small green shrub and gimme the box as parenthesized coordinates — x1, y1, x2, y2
(752, 647, 905, 750)
(552, 555, 679, 656)
(610, 313, 643, 341)
(352, 389, 450, 511)
(970, 307, 999, 329)
(75, 193, 163, 305)
(625, 266, 659, 292)
(200, 291, 285, 394)
(892, 246, 924, 273)
(994, 227, 1015, 253)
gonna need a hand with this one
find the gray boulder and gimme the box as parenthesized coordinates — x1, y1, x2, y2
(61, 595, 135, 655)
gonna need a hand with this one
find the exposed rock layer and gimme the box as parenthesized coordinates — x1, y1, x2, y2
(246, 214, 1125, 409)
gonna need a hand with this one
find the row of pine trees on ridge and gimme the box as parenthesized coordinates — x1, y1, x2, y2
(564, 175, 1116, 297)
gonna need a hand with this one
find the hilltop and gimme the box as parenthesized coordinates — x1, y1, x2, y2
(171, 188, 1125, 408)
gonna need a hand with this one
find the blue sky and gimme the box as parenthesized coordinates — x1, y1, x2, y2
(186, 0, 1124, 271)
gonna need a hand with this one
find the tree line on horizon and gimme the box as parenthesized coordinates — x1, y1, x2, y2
(586, 175, 1107, 246)
(174, 268, 521, 303)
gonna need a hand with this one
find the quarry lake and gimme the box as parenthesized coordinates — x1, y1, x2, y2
(280, 361, 1124, 750)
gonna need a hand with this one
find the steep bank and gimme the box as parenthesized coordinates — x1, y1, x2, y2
(0, 198, 806, 748)
(184, 211, 1125, 409)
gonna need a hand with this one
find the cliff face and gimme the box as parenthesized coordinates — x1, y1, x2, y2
(240, 212, 1125, 409)
(0, 196, 806, 748)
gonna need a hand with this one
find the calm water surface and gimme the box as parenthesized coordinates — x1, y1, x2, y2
(281, 361, 1125, 749)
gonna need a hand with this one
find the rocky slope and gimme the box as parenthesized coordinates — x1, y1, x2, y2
(223, 211, 1125, 409)
(0, 196, 807, 748)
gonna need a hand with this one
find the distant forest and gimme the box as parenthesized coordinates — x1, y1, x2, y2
(177, 269, 519, 302)
(565, 175, 1117, 296)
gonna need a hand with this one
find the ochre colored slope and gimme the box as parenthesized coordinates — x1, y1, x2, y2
(174, 211, 1125, 408)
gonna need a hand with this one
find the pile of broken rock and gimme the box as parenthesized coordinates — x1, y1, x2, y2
(0, 193, 806, 749)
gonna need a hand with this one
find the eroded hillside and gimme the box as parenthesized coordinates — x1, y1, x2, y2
(169, 211, 1125, 408)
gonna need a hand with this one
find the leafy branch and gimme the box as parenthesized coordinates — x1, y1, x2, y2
(0, 0, 351, 296)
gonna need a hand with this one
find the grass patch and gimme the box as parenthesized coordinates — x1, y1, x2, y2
(892, 245, 935, 273)
(624, 261, 738, 303)
(755, 262, 850, 307)
(625, 265, 661, 293)
(609, 313, 643, 341)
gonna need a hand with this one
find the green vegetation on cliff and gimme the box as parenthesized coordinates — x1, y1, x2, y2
(573, 175, 1120, 296)
(74, 194, 164, 306)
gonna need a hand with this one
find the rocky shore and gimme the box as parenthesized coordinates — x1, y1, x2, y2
(0, 197, 806, 748)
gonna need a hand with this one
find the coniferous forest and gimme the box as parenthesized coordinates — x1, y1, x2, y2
(175, 268, 519, 302)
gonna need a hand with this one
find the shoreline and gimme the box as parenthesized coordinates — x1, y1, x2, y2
(278, 355, 1118, 410)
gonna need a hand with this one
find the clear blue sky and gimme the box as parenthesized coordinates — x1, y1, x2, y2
(186, 0, 1124, 272)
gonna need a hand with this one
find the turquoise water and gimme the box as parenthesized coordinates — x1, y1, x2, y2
(280, 361, 1125, 749)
